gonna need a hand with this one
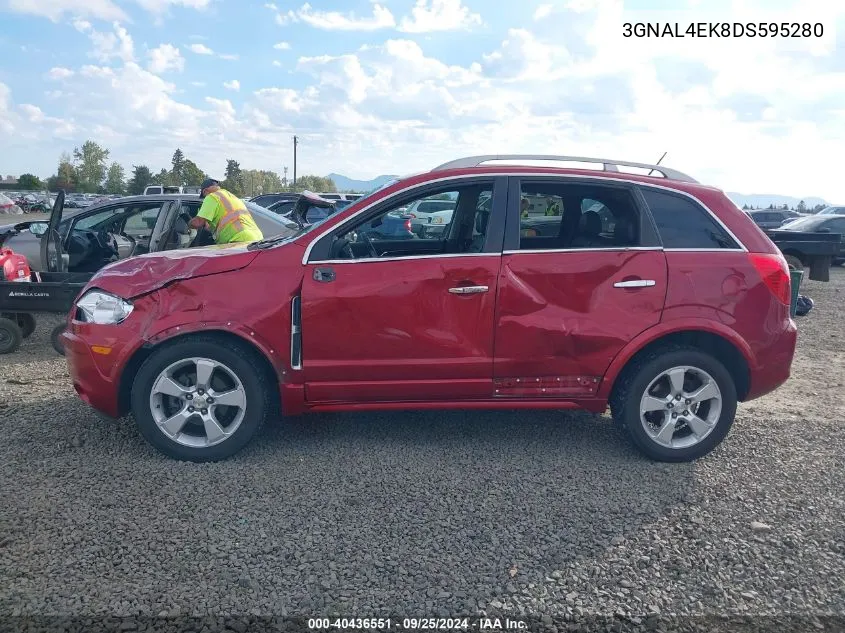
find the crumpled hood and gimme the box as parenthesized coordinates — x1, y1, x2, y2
(86, 243, 260, 299)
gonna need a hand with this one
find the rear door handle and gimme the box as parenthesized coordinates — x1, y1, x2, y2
(613, 279, 656, 288)
(449, 285, 489, 295)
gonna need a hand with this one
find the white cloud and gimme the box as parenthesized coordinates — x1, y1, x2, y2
(75, 21, 135, 63)
(533, 4, 553, 20)
(134, 0, 211, 11)
(188, 43, 214, 55)
(187, 43, 238, 60)
(80, 65, 115, 78)
(8, 0, 127, 21)
(18, 103, 76, 138)
(223, 80, 240, 91)
(5, 0, 845, 199)
(47, 67, 75, 80)
(398, 0, 482, 33)
(273, 41, 291, 50)
(148, 43, 184, 74)
(191, 81, 206, 87)
(254, 87, 306, 112)
(274, 2, 397, 31)
(7, 0, 211, 21)
(72, 18, 93, 32)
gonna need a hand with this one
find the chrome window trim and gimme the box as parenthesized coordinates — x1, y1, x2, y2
(503, 247, 663, 255)
(302, 172, 748, 264)
(309, 252, 498, 265)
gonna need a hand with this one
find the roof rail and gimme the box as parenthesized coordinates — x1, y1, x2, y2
(431, 155, 698, 183)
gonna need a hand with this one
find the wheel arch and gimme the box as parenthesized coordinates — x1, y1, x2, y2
(600, 325, 753, 404)
(117, 329, 283, 417)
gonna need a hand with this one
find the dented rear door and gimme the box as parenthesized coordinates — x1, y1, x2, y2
(492, 176, 668, 398)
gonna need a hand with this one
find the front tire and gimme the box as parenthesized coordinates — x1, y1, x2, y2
(0, 317, 23, 354)
(610, 347, 737, 462)
(130, 337, 270, 462)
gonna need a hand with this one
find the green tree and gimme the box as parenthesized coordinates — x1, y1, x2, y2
(241, 169, 284, 196)
(170, 148, 185, 185)
(797, 200, 806, 213)
(104, 162, 126, 194)
(17, 173, 44, 190)
(289, 174, 336, 193)
(151, 168, 169, 186)
(182, 159, 205, 186)
(127, 165, 153, 195)
(222, 159, 244, 196)
(47, 152, 77, 192)
(72, 140, 110, 193)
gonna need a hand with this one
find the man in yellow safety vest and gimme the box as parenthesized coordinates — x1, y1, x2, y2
(188, 178, 264, 244)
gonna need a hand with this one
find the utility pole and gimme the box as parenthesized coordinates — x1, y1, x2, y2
(293, 135, 298, 187)
(283, 166, 288, 189)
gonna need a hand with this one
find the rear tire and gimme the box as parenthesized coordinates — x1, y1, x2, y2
(784, 254, 804, 271)
(610, 346, 737, 462)
(130, 336, 270, 462)
(0, 317, 23, 354)
(51, 323, 66, 356)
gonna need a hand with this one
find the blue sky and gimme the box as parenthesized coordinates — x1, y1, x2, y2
(1, 0, 844, 199)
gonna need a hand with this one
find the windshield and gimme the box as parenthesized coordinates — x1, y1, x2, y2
(246, 180, 400, 251)
(778, 216, 825, 231)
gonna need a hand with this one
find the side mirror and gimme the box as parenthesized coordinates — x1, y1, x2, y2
(29, 222, 48, 236)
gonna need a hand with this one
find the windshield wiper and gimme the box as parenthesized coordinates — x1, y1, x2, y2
(247, 232, 301, 250)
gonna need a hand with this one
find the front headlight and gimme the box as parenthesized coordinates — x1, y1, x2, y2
(76, 290, 134, 324)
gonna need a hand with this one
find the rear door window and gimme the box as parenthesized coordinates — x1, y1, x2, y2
(641, 189, 740, 249)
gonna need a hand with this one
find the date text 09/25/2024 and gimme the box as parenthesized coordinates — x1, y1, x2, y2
(623, 22, 824, 38)
(307, 618, 528, 631)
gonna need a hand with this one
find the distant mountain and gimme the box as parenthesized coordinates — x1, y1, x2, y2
(726, 192, 829, 210)
(326, 173, 398, 193)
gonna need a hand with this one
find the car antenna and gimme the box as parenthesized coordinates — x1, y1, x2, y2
(647, 152, 667, 176)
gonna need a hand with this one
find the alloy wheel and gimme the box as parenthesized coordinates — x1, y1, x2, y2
(639, 365, 723, 450)
(149, 357, 247, 448)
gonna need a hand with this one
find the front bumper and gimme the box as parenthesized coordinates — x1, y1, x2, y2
(62, 320, 144, 419)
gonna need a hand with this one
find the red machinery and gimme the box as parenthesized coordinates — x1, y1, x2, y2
(0, 248, 31, 282)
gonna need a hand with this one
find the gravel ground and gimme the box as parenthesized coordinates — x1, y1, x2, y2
(1, 271, 844, 632)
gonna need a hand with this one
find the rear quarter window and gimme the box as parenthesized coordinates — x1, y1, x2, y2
(641, 188, 740, 249)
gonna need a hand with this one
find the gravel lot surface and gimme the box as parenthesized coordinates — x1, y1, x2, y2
(1, 271, 844, 632)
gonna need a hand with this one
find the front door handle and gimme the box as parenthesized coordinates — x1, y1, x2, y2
(449, 285, 489, 295)
(613, 279, 656, 288)
(313, 267, 335, 283)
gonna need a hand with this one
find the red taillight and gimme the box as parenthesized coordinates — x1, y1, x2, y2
(749, 253, 790, 305)
(404, 219, 412, 231)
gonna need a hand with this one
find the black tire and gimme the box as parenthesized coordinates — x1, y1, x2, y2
(0, 317, 23, 354)
(784, 254, 804, 271)
(130, 336, 271, 462)
(1, 312, 35, 338)
(51, 323, 67, 356)
(609, 346, 737, 462)
(16, 314, 36, 339)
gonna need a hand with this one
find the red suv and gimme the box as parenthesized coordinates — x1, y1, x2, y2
(61, 156, 797, 463)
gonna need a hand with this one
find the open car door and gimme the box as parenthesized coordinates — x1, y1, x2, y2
(292, 191, 337, 226)
(39, 190, 66, 273)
